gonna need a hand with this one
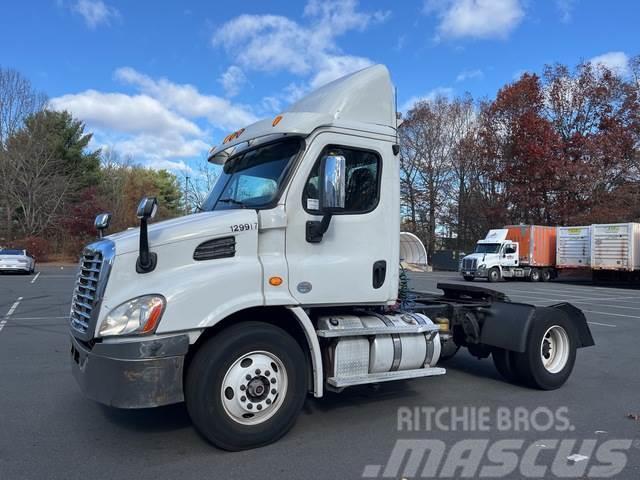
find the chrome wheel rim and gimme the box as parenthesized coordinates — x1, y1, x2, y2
(540, 326, 570, 373)
(221, 350, 288, 426)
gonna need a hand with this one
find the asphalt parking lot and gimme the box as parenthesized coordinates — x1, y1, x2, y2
(0, 267, 639, 479)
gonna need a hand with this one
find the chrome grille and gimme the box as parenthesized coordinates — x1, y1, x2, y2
(462, 258, 477, 271)
(70, 240, 115, 338)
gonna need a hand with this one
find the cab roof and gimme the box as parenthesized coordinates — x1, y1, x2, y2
(208, 64, 395, 162)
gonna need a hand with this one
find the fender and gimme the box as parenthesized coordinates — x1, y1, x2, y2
(479, 301, 595, 352)
(287, 306, 323, 398)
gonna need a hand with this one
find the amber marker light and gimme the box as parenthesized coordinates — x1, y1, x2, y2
(272, 115, 283, 127)
(269, 276, 283, 286)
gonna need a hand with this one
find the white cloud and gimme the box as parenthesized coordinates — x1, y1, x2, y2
(212, 0, 389, 98)
(51, 68, 260, 172)
(114, 67, 257, 129)
(49, 90, 202, 136)
(456, 68, 484, 82)
(589, 51, 630, 77)
(72, 0, 119, 29)
(219, 66, 247, 97)
(555, 0, 576, 23)
(401, 87, 454, 112)
(425, 0, 524, 40)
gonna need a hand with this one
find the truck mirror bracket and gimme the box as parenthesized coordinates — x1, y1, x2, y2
(306, 215, 332, 243)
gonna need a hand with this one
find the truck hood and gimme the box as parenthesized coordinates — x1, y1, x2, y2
(463, 252, 498, 263)
(106, 210, 248, 256)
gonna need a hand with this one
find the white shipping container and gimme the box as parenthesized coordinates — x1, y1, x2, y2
(557, 226, 591, 268)
(591, 223, 640, 271)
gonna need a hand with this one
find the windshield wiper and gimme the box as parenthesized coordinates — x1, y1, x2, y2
(217, 197, 247, 208)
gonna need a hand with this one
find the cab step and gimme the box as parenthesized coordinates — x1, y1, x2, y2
(327, 367, 446, 388)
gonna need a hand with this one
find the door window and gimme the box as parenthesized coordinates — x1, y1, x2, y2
(303, 146, 381, 214)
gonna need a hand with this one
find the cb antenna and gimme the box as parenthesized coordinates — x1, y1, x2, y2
(392, 86, 400, 156)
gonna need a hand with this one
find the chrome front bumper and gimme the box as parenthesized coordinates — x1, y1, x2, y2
(70, 333, 189, 409)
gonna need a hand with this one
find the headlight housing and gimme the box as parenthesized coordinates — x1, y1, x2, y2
(98, 295, 166, 337)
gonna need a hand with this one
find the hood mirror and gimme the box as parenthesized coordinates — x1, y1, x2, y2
(94, 213, 112, 238)
(136, 197, 158, 274)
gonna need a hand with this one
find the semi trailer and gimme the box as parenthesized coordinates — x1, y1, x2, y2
(556, 226, 591, 269)
(69, 65, 594, 450)
(461, 225, 557, 282)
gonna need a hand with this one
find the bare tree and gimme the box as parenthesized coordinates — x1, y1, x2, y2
(3, 115, 71, 236)
(181, 156, 220, 212)
(0, 67, 47, 239)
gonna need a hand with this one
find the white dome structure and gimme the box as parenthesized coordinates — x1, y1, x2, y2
(400, 232, 428, 270)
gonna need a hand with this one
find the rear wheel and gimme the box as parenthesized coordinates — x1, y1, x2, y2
(540, 269, 551, 282)
(463, 275, 474, 282)
(492, 348, 519, 383)
(185, 322, 307, 450)
(487, 267, 501, 283)
(512, 309, 577, 390)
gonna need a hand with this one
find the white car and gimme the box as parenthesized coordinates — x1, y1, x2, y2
(0, 249, 36, 274)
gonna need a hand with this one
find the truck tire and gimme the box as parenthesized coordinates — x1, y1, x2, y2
(185, 322, 307, 450)
(512, 311, 577, 390)
(529, 269, 541, 282)
(541, 269, 551, 282)
(487, 267, 501, 283)
(463, 275, 474, 282)
(492, 348, 519, 383)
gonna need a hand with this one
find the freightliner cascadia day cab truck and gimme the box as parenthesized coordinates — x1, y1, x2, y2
(69, 66, 594, 450)
(461, 225, 557, 282)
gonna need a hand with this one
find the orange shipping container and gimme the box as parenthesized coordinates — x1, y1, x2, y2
(504, 225, 557, 267)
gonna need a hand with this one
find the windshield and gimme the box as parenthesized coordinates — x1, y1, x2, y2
(474, 243, 501, 254)
(202, 138, 302, 211)
(0, 249, 24, 255)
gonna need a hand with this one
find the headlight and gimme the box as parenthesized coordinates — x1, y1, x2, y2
(98, 295, 165, 337)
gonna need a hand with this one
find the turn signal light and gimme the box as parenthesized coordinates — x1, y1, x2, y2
(269, 276, 283, 286)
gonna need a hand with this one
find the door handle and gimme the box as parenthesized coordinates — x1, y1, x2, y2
(372, 260, 387, 289)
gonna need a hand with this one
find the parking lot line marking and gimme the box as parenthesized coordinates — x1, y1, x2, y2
(6, 297, 23, 317)
(30, 272, 41, 284)
(581, 309, 640, 319)
(570, 301, 640, 311)
(10, 316, 68, 320)
(0, 320, 6, 332)
(587, 321, 617, 327)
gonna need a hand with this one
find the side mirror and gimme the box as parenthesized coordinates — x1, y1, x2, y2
(137, 197, 158, 220)
(94, 213, 112, 238)
(319, 155, 346, 212)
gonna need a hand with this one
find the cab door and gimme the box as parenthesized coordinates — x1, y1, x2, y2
(284, 132, 398, 305)
(501, 242, 519, 267)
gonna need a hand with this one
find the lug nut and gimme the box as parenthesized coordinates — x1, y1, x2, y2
(265, 370, 270, 376)
(245, 374, 251, 381)
(257, 404, 262, 411)
(255, 369, 261, 375)
(266, 399, 272, 405)
(271, 389, 276, 395)
(240, 385, 246, 391)
(241, 396, 246, 402)
(270, 378, 276, 384)
(247, 404, 253, 410)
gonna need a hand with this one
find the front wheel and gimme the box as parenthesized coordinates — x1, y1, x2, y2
(487, 267, 501, 283)
(185, 322, 307, 450)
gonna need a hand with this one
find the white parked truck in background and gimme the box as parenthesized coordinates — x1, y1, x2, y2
(461, 226, 557, 282)
(69, 66, 594, 450)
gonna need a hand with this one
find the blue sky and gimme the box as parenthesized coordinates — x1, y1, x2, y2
(2, 0, 639, 173)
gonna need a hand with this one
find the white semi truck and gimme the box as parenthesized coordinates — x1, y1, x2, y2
(69, 66, 594, 450)
(461, 226, 557, 282)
